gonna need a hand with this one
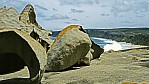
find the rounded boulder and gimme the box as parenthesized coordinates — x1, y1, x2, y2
(46, 25, 92, 71)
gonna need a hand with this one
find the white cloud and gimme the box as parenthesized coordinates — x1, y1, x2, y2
(100, 13, 110, 16)
(111, 0, 149, 17)
(35, 5, 48, 11)
(71, 18, 79, 21)
(121, 20, 134, 24)
(59, 0, 100, 6)
(64, 22, 71, 24)
(45, 14, 69, 20)
(37, 13, 46, 17)
(52, 8, 58, 11)
(71, 9, 85, 13)
(1, 0, 149, 30)
(135, 13, 145, 18)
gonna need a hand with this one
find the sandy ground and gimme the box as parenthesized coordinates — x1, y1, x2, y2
(0, 47, 149, 84)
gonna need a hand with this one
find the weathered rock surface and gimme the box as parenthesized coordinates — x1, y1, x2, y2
(0, 28, 47, 83)
(46, 25, 92, 71)
(0, 5, 53, 51)
(91, 40, 104, 59)
(76, 50, 93, 66)
(0, 6, 25, 28)
(75, 35, 104, 66)
(19, 4, 40, 28)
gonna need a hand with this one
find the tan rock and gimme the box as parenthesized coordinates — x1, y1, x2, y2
(0, 28, 47, 83)
(19, 4, 38, 27)
(46, 25, 92, 71)
(0, 5, 53, 51)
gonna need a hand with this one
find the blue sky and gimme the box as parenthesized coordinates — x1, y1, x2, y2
(0, 0, 149, 30)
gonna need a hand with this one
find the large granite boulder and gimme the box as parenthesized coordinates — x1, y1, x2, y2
(0, 28, 47, 83)
(46, 25, 92, 71)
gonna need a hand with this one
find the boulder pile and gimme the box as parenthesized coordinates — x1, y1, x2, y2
(0, 4, 104, 84)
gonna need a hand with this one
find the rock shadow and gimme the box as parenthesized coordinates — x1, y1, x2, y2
(0, 78, 39, 84)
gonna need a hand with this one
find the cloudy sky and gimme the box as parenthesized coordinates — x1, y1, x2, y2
(0, 0, 149, 30)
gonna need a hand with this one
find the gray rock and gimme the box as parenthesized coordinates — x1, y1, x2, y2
(77, 50, 93, 66)
(46, 25, 92, 71)
(75, 36, 104, 66)
(91, 40, 104, 59)
(0, 28, 47, 83)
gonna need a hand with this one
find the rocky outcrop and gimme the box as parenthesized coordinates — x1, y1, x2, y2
(0, 5, 104, 83)
(46, 25, 92, 71)
(0, 5, 53, 51)
(0, 6, 25, 28)
(19, 4, 40, 28)
(0, 28, 47, 83)
(29, 28, 53, 51)
(0, 4, 53, 83)
(19, 4, 53, 51)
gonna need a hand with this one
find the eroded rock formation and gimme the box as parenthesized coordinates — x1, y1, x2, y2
(0, 4, 104, 83)
(19, 4, 39, 28)
(0, 5, 53, 51)
(0, 28, 47, 83)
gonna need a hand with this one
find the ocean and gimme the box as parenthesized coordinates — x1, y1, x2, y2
(51, 37, 135, 52)
(91, 37, 133, 51)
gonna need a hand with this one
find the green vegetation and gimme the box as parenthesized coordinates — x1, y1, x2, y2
(85, 28, 149, 46)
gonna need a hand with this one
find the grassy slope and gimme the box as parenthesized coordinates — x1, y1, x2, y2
(85, 28, 149, 46)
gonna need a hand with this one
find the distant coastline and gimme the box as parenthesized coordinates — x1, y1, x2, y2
(85, 28, 149, 46)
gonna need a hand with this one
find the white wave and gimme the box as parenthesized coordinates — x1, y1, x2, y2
(91, 37, 136, 52)
(92, 37, 107, 41)
(104, 41, 122, 51)
(92, 37, 113, 43)
(104, 40, 114, 44)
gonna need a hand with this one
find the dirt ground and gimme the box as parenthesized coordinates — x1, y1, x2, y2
(0, 47, 149, 84)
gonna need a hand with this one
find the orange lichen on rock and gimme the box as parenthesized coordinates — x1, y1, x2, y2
(51, 25, 80, 47)
(56, 25, 80, 41)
